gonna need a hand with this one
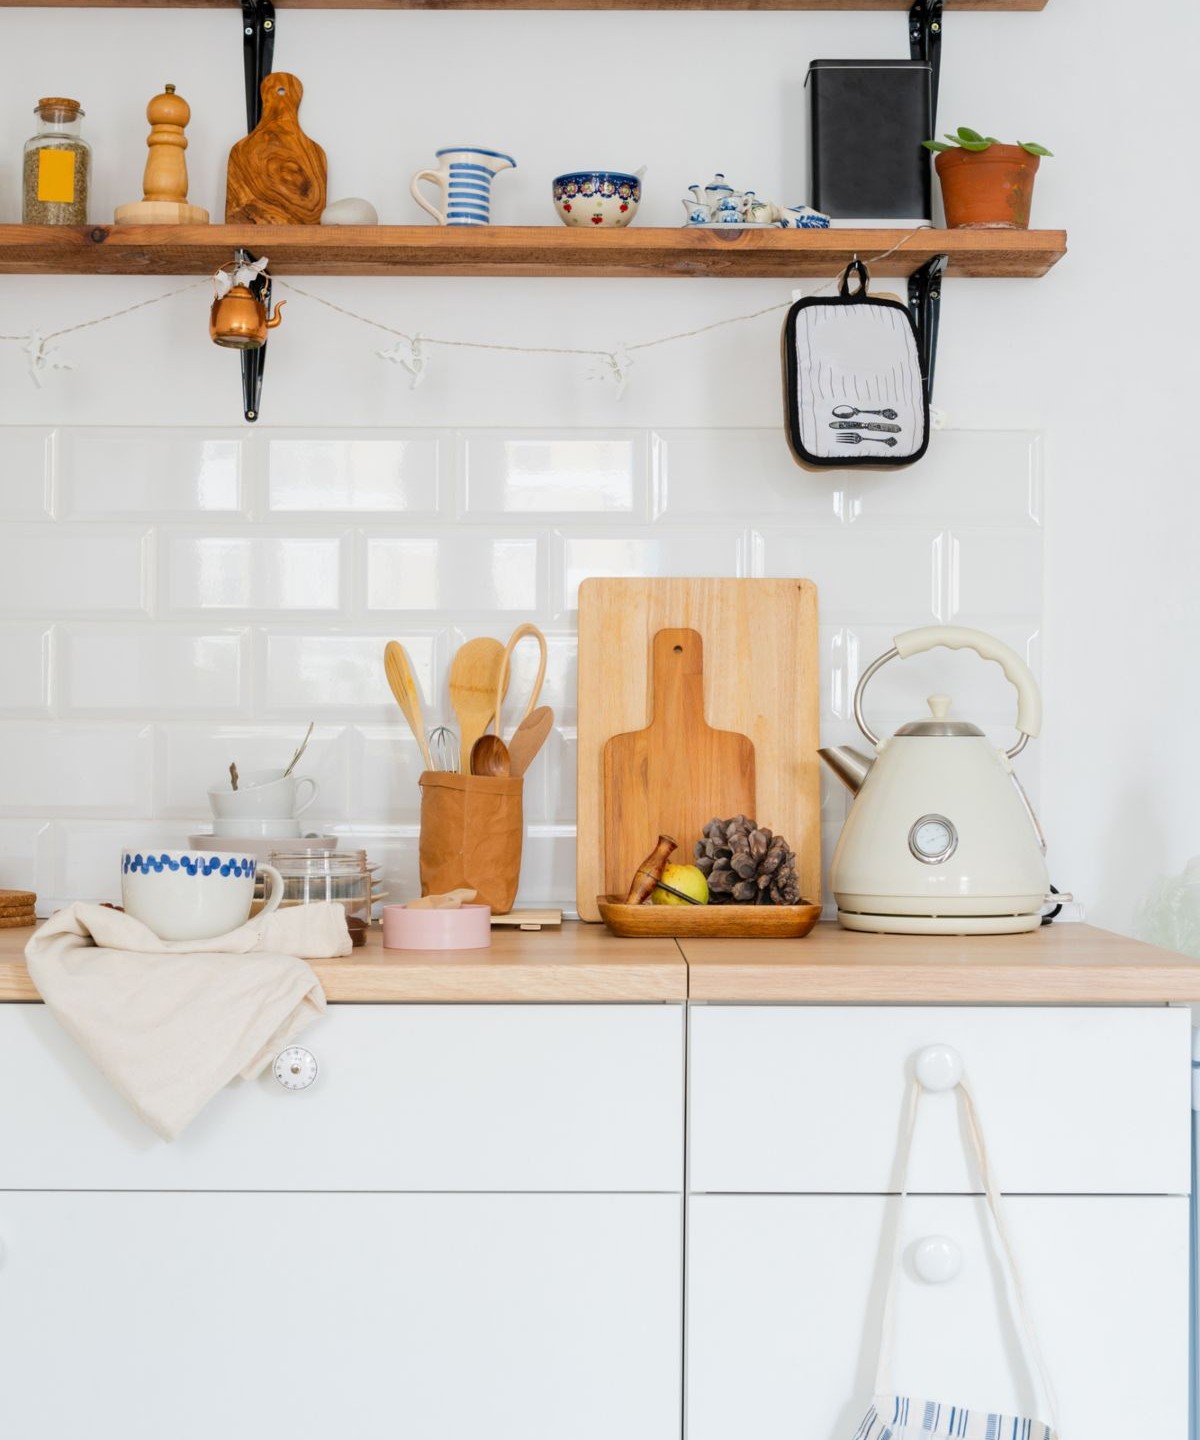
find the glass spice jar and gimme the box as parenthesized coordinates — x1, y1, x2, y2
(23, 97, 90, 225)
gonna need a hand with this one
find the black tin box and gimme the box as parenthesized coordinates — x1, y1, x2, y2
(807, 59, 933, 223)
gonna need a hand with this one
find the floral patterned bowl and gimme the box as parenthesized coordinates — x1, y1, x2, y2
(552, 171, 642, 228)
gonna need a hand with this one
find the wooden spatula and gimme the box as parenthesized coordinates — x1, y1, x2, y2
(603, 628, 756, 901)
(449, 637, 508, 765)
(384, 641, 433, 771)
(508, 705, 554, 777)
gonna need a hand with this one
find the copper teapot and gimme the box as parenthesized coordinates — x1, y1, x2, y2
(209, 283, 285, 350)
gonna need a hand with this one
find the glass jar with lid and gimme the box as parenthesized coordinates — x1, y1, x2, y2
(23, 97, 90, 225)
(269, 849, 378, 947)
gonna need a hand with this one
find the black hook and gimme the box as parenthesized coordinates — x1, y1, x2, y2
(237, 1, 276, 424)
(909, 0, 944, 130)
(907, 254, 946, 403)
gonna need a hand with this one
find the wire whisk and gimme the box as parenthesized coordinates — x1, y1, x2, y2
(427, 726, 460, 773)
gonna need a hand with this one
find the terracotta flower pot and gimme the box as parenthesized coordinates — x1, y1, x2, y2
(935, 144, 1041, 229)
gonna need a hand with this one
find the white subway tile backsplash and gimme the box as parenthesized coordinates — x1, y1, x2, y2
(158, 723, 348, 822)
(652, 429, 848, 521)
(0, 626, 51, 714)
(266, 432, 445, 514)
(0, 528, 149, 615)
(164, 533, 345, 612)
(758, 527, 947, 625)
(346, 726, 426, 825)
(0, 723, 153, 815)
(261, 631, 440, 717)
(61, 628, 246, 716)
(462, 432, 645, 517)
(556, 527, 749, 616)
(0, 819, 52, 899)
(366, 532, 541, 613)
(949, 529, 1043, 619)
(849, 431, 1042, 525)
(0, 424, 1043, 909)
(53, 820, 187, 905)
(0, 428, 53, 517)
(57, 430, 244, 516)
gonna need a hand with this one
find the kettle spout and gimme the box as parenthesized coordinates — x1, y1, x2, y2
(818, 745, 875, 795)
(265, 299, 286, 331)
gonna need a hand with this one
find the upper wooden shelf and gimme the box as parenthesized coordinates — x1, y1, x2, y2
(0, 224, 1066, 279)
(5, 1, 1050, 9)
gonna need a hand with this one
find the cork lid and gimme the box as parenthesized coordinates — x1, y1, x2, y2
(35, 97, 83, 117)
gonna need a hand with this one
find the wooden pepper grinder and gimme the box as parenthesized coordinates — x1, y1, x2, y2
(114, 83, 209, 225)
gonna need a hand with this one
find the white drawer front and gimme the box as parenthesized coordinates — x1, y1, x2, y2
(0, 1004, 684, 1192)
(689, 1005, 1190, 1195)
(0, 1192, 682, 1440)
(687, 1194, 1188, 1440)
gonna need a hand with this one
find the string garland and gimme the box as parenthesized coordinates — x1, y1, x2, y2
(0, 226, 932, 394)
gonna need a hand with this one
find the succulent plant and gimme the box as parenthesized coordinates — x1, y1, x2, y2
(923, 127, 1052, 157)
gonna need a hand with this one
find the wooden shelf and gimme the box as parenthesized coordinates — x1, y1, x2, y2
(0, 224, 1066, 279)
(4, 1, 1050, 10)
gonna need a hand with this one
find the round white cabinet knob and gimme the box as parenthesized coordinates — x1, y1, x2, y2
(273, 1046, 318, 1091)
(914, 1043, 963, 1092)
(911, 1234, 962, 1284)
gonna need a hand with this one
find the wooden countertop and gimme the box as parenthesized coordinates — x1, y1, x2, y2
(1, 919, 1197, 1005)
(0, 922, 687, 1004)
(685, 922, 1200, 1003)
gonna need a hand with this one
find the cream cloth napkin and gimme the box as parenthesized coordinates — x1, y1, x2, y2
(25, 901, 349, 1142)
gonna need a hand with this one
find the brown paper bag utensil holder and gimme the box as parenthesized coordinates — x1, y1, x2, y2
(418, 771, 523, 915)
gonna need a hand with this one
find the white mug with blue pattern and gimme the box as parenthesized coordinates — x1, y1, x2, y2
(411, 147, 516, 226)
(121, 849, 283, 943)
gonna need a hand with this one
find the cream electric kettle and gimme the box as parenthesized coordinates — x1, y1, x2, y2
(819, 626, 1052, 935)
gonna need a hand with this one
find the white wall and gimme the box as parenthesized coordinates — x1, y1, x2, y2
(0, 0, 1196, 930)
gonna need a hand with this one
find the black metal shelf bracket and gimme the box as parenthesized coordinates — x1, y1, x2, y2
(909, 0, 944, 128)
(237, 0, 275, 422)
(908, 253, 947, 403)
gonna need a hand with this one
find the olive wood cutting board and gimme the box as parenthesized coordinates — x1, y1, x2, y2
(226, 72, 327, 225)
(603, 628, 756, 908)
(577, 577, 820, 922)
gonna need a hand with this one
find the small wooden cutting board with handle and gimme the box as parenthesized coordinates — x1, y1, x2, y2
(603, 628, 756, 903)
(226, 72, 327, 224)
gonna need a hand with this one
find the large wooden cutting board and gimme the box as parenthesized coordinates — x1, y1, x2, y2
(226, 73, 327, 225)
(577, 578, 820, 921)
(603, 628, 756, 902)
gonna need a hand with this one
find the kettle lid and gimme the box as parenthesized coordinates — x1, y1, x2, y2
(894, 693, 983, 738)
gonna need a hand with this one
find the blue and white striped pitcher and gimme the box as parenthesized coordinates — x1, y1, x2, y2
(410, 146, 516, 226)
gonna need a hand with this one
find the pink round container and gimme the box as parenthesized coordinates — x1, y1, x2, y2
(382, 902, 492, 950)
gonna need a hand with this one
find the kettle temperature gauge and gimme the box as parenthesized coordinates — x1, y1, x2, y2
(909, 815, 958, 864)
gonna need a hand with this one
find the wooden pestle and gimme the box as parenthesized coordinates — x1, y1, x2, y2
(623, 835, 677, 905)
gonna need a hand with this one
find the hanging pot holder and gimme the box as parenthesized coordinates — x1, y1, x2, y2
(847, 1071, 1061, 1440)
(784, 258, 930, 468)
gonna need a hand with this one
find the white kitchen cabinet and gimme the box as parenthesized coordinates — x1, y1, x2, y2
(689, 1004, 1191, 1195)
(0, 1003, 685, 1191)
(686, 1193, 1188, 1440)
(0, 1190, 682, 1440)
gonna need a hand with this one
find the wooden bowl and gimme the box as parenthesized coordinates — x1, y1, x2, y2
(596, 896, 822, 939)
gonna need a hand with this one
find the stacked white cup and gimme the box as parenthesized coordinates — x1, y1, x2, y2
(206, 769, 319, 839)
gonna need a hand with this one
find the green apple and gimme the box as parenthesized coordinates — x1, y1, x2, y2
(650, 863, 709, 906)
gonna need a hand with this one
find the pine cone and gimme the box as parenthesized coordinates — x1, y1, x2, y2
(693, 815, 803, 906)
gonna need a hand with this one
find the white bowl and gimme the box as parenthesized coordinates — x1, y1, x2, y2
(188, 833, 336, 861)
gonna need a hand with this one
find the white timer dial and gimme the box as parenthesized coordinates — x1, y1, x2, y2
(273, 1046, 318, 1091)
(908, 815, 958, 864)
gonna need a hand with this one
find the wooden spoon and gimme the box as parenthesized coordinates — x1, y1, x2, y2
(507, 705, 554, 777)
(493, 623, 548, 735)
(469, 732, 511, 777)
(449, 636, 508, 765)
(384, 641, 434, 770)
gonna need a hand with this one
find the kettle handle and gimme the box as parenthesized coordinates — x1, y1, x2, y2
(855, 625, 1041, 758)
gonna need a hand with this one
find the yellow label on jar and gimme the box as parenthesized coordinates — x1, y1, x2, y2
(37, 149, 76, 204)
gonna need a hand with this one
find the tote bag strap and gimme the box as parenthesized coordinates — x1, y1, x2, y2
(872, 1073, 1062, 1438)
